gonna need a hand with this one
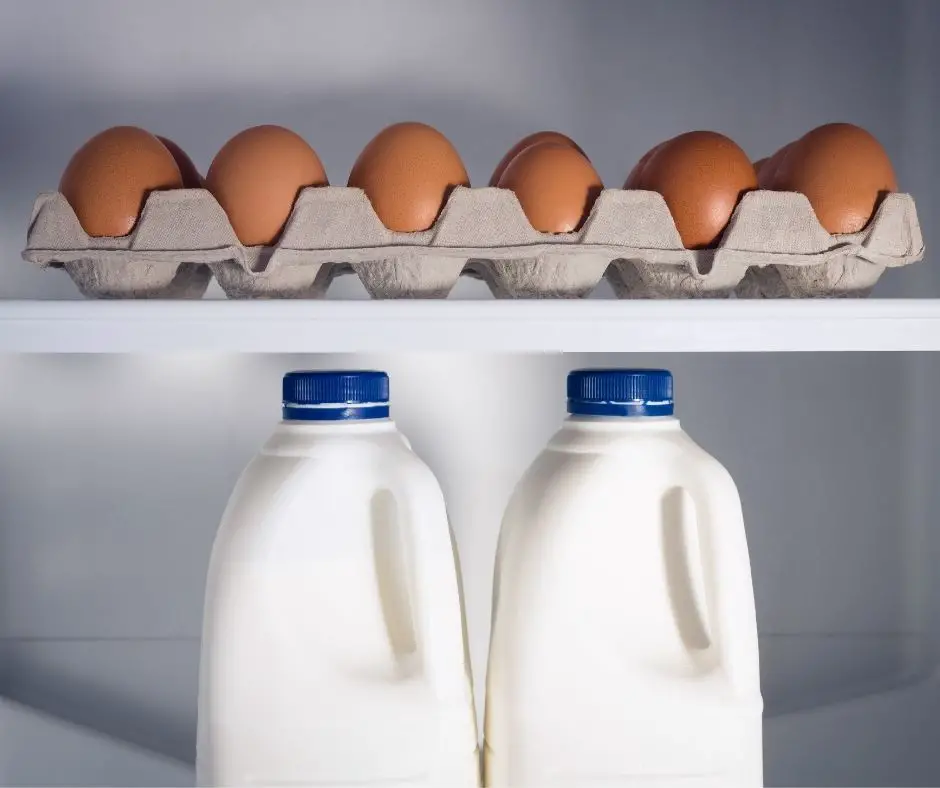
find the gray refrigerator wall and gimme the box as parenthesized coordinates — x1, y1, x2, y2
(0, 2, 938, 786)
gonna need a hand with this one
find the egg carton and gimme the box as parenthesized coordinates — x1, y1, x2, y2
(22, 187, 924, 299)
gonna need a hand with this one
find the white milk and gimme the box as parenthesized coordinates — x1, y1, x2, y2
(197, 371, 479, 788)
(485, 369, 762, 788)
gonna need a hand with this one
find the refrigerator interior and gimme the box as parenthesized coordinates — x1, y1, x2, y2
(0, 0, 938, 786)
(1, 352, 939, 786)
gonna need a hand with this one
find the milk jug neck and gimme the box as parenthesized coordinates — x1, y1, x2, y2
(565, 414, 680, 432)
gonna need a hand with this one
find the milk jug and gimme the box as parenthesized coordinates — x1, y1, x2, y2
(485, 369, 762, 788)
(197, 370, 479, 788)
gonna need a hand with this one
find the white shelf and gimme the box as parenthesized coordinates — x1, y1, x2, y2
(0, 299, 939, 353)
(4, 678, 937, 787)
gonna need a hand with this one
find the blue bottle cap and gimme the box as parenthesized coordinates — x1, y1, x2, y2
(567, 369, 674, 417)
(282, 370, 390, 421)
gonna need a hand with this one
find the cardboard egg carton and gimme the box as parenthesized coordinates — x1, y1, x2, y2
(22, 187, 923, 299)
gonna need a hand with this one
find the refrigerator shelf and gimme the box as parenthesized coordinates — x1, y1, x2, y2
(6, 671, 939, 786)
(1, 299, 940, 354)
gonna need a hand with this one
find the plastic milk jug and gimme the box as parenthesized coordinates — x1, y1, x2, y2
(197, 370, 479, 788)
(484, 369, 762, 788)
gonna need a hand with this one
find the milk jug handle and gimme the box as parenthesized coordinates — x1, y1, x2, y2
(672, 462, 761, 696)
(385, 462, 468, 700)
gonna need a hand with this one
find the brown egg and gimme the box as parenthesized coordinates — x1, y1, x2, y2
(157, 136, 203, 188)
(206, 125, 328, 246)
(489, 131, 585, 186)
(624, 139, 671, 189)
(756, 142, 793, 189)
(59, 126, 183, 237)
(770, 123, 897, 234)
(641, 131, 757, 249)
(348, 122, 468, 232)
(497, 142, 603, 233)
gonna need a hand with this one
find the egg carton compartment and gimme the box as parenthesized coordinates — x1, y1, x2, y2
(22, 187, 924, 299)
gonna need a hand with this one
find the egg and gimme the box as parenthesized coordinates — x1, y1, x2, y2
(489, 131, 585, 186)
(770, 123, 897, 234)
(348, 122, 469, 232)
(59, 126, 183, 237)
(157, 136, 203, 188)
(624, 139, 671, 189)
(756, 142, 793, 189)
(206, 125, 328, 246)
(497, 142, 603, 233)
(640, 131, 757, 249)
